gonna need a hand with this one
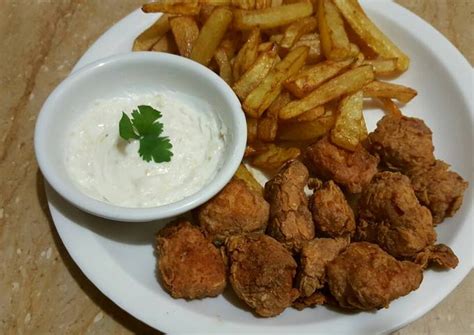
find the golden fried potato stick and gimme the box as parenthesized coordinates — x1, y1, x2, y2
(233, 28, 261, 80)
(363, 80, 417, 103)
(331, 90, 368, 151)
(318, 0, 351, 60)
(151, 32, 178, 53)
(284, 58, 353, 98)
(232, 49, 278, 100)
(170, 16, 200, 58)
(233, 2, 313, 30)
(133, 15, 170, 51)
(191, 7, 233, 66)
(142, 0, 201, 15)
(243, 46, 309, 118)
(280, 65, 374, 119)
(252, 144, 301, 170)
(378, 97, 402, 117)
(214, 48, 234, 85)
(280, 16, 318, 49)
(363, 58, 398, 76)
(278, 111, 335, 141)
(333, 0, 410, 71)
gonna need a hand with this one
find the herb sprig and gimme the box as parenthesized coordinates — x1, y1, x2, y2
(119, 105, 173, 163)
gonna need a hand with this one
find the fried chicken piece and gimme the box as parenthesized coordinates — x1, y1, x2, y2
(297, 237, 350, 297)
(310, 180, 356, 237)
(226, 234, 299, 317)
(407, 160, 468, 224)
(156, 221, 226, 299)
(197, 178, 269, 244)
(304, 136, 379, 193)
(264, 160, 314, 252)
(293, 291, 327, 310)
(357, 172, 436, 258)
(368, 115, 435, 171)
(414, 244, 459, 270)
(327, 242, 423, 310)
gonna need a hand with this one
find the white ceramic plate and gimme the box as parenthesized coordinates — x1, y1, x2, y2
(47, 1, 473, 333)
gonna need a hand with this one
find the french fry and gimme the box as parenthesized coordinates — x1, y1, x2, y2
(151, 32, 178, 53)
(232, 49, 278, 100)
(199, 4, 216, 24)
(267, 91, 292, 117)
(284, 106, 325, 123)
(219, 31, 241, 58)
(257, 116, 278, 142)
(280, 16, 318, 49)
(352, 52, 365, 68)
(291, 33, 322, 64)
(233, 28, 261, 80)
(133, 15, 170, 51)
(251, 144, 301, 170)
(278, 111, 335, 141)
(318, 0, 351, 60)
(247, 117, 259, 143)
(200, 0, 232, 4)
(279, 65, 374, 119)
(191, 7, 233, 66)
(142, 1, 201, 15)
(233, 2, 313, 30)
(257, 41, 274, 52)
(363, 80, 417, 103)
(284, 58, 353, 98)
(333, 0, 410, 71)
(214, 48, 234, 85)
(244, 141, 269, 157)
(363, 58, 398, 75)
(232, 0, 256, 10)
(378, 97, 402, 117)
(256, 0, 272, 9)
(170, 16, 200, 57)
(331, 90, 367, 151)
(271, 0, 283, 6)
(234, 164, 264, 195)
(243, 46, 309, 118)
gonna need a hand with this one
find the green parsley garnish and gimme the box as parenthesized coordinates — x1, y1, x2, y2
(119, 105, 173, 163)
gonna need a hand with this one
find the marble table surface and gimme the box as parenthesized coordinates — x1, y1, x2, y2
(0, 0, 472, 334)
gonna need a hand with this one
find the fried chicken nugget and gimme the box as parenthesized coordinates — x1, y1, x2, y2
(407, 160, 468, 224)
(304, 136, 379, 193)
(413, 244, 459, 270)
(297, 236, 350, 297)
(156, 221, 226, 299)
(198, 178, 270, 244)
(264, 160, 315, 252)
(327, 242, 423, 310)
(226, 234, 300, 317)
(368, 115, 435, 171)
(357, 172, 436, 258)
(310, 180, 356, 237)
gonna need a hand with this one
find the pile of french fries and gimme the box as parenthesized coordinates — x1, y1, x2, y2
(134, 0, 417, 171)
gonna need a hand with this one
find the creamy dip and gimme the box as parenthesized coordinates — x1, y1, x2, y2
(65, 92, 227, 208)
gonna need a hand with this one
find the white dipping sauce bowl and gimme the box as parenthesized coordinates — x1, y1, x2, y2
(35, 52, 246, 222)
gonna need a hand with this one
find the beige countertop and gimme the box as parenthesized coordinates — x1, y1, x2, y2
(0, 0, 472, 334)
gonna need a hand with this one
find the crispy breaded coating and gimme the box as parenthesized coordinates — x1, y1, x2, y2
(304, 136, 379, 193)
(297, 237, 349, 297)
(197, 178, 270, 244)
(357, 172, 436, 258)
(368, 115, 435, 171)
(327, 242, 423, 310)
(293, 291, 327, 310)
(226, 234, 299, 317)
(414, 244, 459, 270)
(407, 160, 468, 224)
(156, 221, 226, 299)
(264, 160, 314, 252)
(310, 180, 356, 237)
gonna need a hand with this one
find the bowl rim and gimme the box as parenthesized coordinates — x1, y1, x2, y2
(34, 52, 246, 222)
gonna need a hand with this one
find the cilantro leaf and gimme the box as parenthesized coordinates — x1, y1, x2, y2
(131, 105, 163, 136)
(139, 135, 173, 163)
(119, 112, 139, 140)
(118, 105, 173, 164)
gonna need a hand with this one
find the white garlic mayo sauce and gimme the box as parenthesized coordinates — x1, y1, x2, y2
(65, 91, 227, 208)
